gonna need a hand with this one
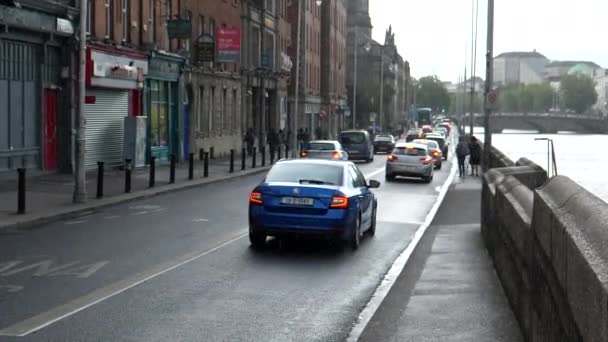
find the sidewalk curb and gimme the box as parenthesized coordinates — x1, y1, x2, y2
(0, 167, 271, 233)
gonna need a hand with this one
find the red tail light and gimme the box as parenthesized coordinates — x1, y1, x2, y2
(332, 151, 341, 159)
(387, 154, 398, 162)
(250, 192, 263, 205)
(420, 156, 433, 164)
(432, 151, 440, 157)
(300, 151, 308, 157)
(330, 195, 349, 209)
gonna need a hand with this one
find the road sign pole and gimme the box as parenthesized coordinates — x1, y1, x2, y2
(482, 0, 495, 171)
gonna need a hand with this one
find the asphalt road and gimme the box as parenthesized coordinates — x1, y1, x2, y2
(0, 152, 454, 341)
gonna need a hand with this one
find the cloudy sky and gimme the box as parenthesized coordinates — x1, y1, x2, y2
(369, 0, 608, 83)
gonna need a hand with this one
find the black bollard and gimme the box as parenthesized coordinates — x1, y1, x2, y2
(261, 146, 266, 166)
(241, 148, 246, 171)
(204, 152, 209, 177)
(188, 153, 194, 180)
(149, 156, 156, 188)
(270, 147, 275, 164)
(17, 168, 25, 214)
(252, 147, 257, 168)
(96, 161, 104, 198)
(230, 149, 235, 173)
(125, 159, 132, 193)
(285, 144, 289, 159)
(199, 148, 205, 162)
(170, 154, 176, 184)
(210, 147, 215, 159)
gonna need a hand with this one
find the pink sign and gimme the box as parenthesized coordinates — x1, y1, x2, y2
(216, 28, 241, 63)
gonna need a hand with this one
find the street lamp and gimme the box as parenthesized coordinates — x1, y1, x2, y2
(534, 138, 558, 177)
(352, 34, 371, 129)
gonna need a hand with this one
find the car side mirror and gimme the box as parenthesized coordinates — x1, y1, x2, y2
(368, 179, 381, 189)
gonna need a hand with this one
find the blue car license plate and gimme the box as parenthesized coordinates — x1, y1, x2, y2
(281, 197, 314, 206)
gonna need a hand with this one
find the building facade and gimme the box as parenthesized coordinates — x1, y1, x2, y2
(0, 0, 77, 172)
(594, 73, 608, 116)
(493, 51, 548, 86)
(320, 0, 347, 138)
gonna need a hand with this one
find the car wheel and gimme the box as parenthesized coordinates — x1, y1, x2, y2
(368, 205, 377, 237)
(385, 173, 395, 182)
(350, 214, 361, 250)
(437, 162, 442, 170)
(249, 228, 266, 248)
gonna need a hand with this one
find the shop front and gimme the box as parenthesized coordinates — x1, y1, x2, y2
(145, 52, 184, 162)
(85, 46, 148, 169)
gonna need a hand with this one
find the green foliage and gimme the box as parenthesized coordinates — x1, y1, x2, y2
(560, 74, 598, 114)
(416, 76, 451, 112)
(497, 83, 554, 113)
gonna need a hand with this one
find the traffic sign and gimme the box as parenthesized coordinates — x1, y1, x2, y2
(486, 89, 498, 110)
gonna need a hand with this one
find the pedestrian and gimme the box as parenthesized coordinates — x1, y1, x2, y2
(469, 136, 482, 176)
(297, 128, 304, 151)
(455, 136, 470, 177)
(245, 128, 255, 156)
(303, 128, 310, 143)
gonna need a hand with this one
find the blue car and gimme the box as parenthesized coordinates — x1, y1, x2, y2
(249, 159, 380, 250)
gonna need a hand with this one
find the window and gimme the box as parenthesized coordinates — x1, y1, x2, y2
(149, 0, 155, 42)
(209, 18, 216, 37)
(232, 89, 238, 130)
(121, 0, 129, 42)
(266, 163, 343, 185)
(150, 81, 168, 147)
(209, 87, 215, 132)
(198, 15, 205, 36)
(86, 0, 92, 35)
(221, 88, 228, 131)
(198, 87, 205, 134)
(104, 0, 111, 39)
(184, 10, 192, 51)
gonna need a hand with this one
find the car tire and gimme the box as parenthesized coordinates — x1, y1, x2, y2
(423, 172, 433, 183)
(350, 215, 361, 250)
(385, 173, 395, 182)
(368, 206, 377, 237)
(437, 162, 442, 170)
(249, 228, 266, 248)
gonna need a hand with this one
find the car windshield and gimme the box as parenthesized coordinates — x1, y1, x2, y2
(306, 143, 335, 151)
(426, 137, 445, 147)
(374, 136, 392, 142)
(340, 132, 366, 144)
(393, 147, 427, 156)
(265, 163, 343, 185)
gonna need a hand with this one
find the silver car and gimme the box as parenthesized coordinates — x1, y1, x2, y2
(300, 140, 349, 161)
(385, 142, 434, 183)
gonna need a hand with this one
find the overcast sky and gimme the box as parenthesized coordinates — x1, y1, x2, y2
(369, 0, 608, 83)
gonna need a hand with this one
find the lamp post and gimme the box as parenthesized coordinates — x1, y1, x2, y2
(482, 0, 494, 171)
(74, 0, 87, 203)
(352, 33, 371, 129)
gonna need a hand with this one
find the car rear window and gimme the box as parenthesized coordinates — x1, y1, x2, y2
(426, 137, 445, 147)
(266, 163, 343, 185)
(374, 136, 392, 142)
(393, 147, 427, 156)
(340, 132, 366, 144)
(426, 141, 439, 149)
(306, 143, 335, 151)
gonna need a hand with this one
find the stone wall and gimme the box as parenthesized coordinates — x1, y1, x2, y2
(483, 147, 608, 341)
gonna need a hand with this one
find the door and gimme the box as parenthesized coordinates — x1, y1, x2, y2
(43, 88, 57, 170)
(349, 165, 372, 227)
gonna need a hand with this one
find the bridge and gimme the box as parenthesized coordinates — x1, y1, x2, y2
(454, 113, 608, 134)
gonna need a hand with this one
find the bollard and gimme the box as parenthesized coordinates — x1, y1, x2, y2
(199, 148, 205, 162)
(230, 149, 235, 173)
(170, 154, 176, 184)
(125, 159, 132, 193)
(188, 153, 194, 180)
(204, 152, 209, 177)
(270, 147, 275, 164)
(252, 147, 257, 168)
(241, 148, 246, 171)
(261, 146, 266, 166)
(17, 168, 25, 214)
(210, 146, 215, 159)
(149, 156, 156, 188)
(285, 144, 289, 159)
(96, 161, 104, 198)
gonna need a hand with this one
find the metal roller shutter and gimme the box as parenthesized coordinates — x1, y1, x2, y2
(84, 89, 129, 169)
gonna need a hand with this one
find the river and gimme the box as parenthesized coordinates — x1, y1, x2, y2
(471, 128, 607, 203)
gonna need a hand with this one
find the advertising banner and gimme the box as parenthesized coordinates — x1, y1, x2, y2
(216, 28, 241, 63)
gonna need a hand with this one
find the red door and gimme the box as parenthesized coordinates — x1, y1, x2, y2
(43, 89, 57, 171)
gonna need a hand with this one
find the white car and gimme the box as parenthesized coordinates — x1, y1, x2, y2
(385, 142, 434, 183)
(300, 140, 349, 161)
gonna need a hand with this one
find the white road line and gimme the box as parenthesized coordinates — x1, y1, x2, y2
(0, 232, 247, 337)
(64, 220, 86, 225)
(364, 167, 385, 179)
(346, 155, 458, 342)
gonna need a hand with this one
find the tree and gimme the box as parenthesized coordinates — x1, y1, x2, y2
(560, 74, 598, 114)
(416, 76, 450, 112)
(497, 82, 554, 113)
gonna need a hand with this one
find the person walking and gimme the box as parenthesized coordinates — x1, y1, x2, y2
(455, 137, 470, 177)
(469, 136, 482, 176)
(245, 128, 255, 156)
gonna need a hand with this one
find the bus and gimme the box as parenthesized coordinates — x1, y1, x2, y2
(415, 107, 433, 127)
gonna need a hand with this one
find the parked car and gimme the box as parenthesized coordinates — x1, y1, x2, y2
(248, 159, 380, 250)
(372, 134, 396, 153)
(300, 140, 349, 160)
(338, 130, 374, 162)
(423, 133, 448, 160)
(413, 139, 442, 169)
(385, 142, 434, 183)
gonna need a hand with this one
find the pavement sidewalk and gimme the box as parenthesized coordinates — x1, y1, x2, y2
(0, 153, 274, 231)
(358, 175, 523, 341)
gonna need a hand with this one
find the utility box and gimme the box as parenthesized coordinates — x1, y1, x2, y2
(124, 116, 147, 167)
